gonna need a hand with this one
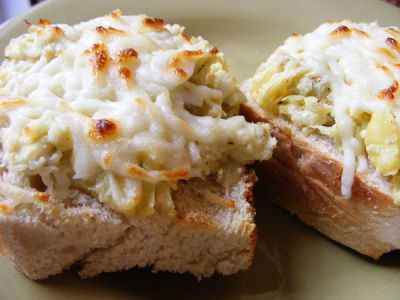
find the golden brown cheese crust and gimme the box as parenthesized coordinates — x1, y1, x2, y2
(88, 118, 118, 141)
(241, 99, 400, 259)
(142, 17, 164, 26)
(377, 80, 399, 100)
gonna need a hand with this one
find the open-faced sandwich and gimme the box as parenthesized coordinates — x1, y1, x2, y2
(242, 20, 400, 258)
(0, 11, 276, 279)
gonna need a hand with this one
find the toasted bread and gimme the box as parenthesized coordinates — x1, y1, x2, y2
(0, 12, 275, 279)
(242, 98, 399, 258)
(242, 20, 400, 258)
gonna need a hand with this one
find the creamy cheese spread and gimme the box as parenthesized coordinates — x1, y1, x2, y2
(250, 20, 400, 200)
(0, 11, 275, 217)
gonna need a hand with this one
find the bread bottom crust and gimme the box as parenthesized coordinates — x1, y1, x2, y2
(242, 101, 400, 259)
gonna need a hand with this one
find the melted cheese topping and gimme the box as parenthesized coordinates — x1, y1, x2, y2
(0, 12, 275, 217)
(250, 20, 400, 200)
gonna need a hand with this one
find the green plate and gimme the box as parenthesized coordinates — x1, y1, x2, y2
(0, 0, 399, 299)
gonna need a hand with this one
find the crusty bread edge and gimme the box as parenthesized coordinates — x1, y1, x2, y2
(241, 98, 400, 259)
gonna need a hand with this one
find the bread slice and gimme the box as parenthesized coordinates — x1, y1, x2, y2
(0, 168, 257, 279)
(0, 13, 275, 280)
(242, 98, 400, 259)
(241, 21, 400, 259)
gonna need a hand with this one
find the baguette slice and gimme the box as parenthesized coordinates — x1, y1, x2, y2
(0, 169, 257, 279)
(0, 13, 275, 280)
(242, 98, 399, 259)
(241, 21, 400, 259)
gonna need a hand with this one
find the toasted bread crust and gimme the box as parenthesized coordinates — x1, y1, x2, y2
(242, 99, 400, 259)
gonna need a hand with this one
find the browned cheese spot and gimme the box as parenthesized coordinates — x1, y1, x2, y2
(142, 17, 164, 27)
(88, 119, 117, 140)
(108, 27, 125, 33)
(325, 20, 333, 24)
(352, 29, 369, 37)
(377, 65, 390, 73)
(118, 66, 131, 79)
(85, 43, 109, 74)
(125, 165, 149, 178)
(209, 47, 219, 55)
(377, 80, 399, 101)
(174, 68, 187, 77)
(52, 26, 64, 36)
(290, 33, 300, 38)
(95, 26, 108, 34)
(96, 26, 125, 35)
(168, 57, 181, 67)
(386, 37, 400, 53)
(106, 10, 121, 19)
(162, 167, 190, 179)
(34, 192, 50, 202)
(181, 49, 203, 57)
(181, 34, 192, 43)
(167, 50, 203, 69)
(376, 47, 397, 60)
(115, 48, 138, 63)
(330, 25, 351, 36)
(38, 18, 51, 26)
(36, 24, 63, 37)
(93, 49, 108, 73)
(386, 27, 400, 37)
